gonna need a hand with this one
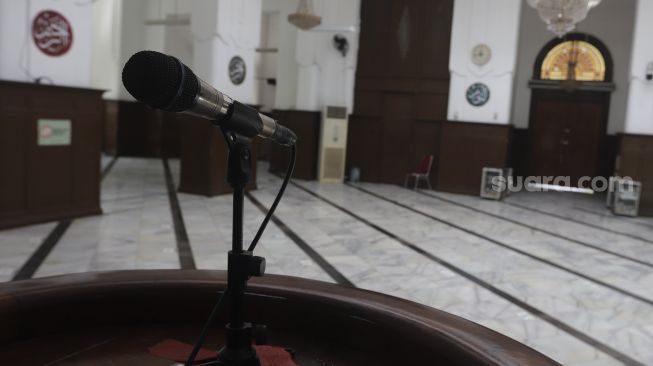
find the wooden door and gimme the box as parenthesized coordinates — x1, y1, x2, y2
(530, 92, 607, 185)
(347, 0, 453, 185)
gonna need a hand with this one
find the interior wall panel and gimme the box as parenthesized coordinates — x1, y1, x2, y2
(348, 0, 454, 186)
(437, 122, 512, 195)
(618, 134, 653, 216)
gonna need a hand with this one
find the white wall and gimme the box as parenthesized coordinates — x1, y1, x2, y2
(294, 0, 360, 112)
(624, 0, 653, 135)
(257, 11, 280, 111)
(0, 1, 32, 82)
(143, 0, 192, 58)
(92, 0, 262, 103)
(91, 0, 145, 100)
(91, 0, 122, 99)
(0, 0, 93, 88)
(264, 0, 360, 112)
(91, 0, 193, 101)
(512, 0, 637, 134)
(90, 0, 360, 109)
(264, 0, 298, 110)
(191, 0, 261, 105)
(447, 0, 522, 124)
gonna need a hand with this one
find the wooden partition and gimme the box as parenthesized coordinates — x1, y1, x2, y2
(436, 122, 512, 195)
(178, 115, 257, 196)
(268, 110, 321, 180)
(347, 0, 454, 186)
(347, 117, 443, 186)
(104, 100, 180, 158)
(0, 81, 103, 229)
(618, 133, 653, 216)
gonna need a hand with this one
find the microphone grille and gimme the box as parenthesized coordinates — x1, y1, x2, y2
(122, 50, 199, 112)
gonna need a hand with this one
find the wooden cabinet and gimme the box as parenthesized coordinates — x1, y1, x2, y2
(0, 81, 103, 229)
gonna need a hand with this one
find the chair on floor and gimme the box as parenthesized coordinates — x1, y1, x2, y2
(404, 155, 434, 191)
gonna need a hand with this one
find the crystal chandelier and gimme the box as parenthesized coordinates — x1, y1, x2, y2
(288, 0, 322, 31)
(527, 0, 602, 37)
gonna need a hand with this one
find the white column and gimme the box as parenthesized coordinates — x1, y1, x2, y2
(268, 0, 299, 110)
(624, 0, 653, 135)
(91, 0, 124, 99)
(191, 0, 261, 105)
(265, 0, 360, 112)
(447, 0, 521, 124)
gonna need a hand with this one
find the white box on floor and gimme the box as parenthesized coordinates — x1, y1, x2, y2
(613, 180, 642, 217)
(480, 167, 505, 200)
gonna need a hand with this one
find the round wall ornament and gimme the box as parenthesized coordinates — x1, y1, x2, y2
(228, 56, 246, 85)
(32, 10, 73, 57)
(471, 44, 492, 66)
(466, 83, 490, 107)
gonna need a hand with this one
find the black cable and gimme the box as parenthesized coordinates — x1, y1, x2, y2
(185, 144, 296, 365)
(247, 144, 296, 252)
(185, 290, 228, 366)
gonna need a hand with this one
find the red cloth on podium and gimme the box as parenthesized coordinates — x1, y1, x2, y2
(148, 339, 298, 366)
(148, 339, 217, 363)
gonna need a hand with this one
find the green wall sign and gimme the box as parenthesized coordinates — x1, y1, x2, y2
(38, 119, 71, 146)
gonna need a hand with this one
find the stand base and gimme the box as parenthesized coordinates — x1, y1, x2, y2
(213, 345, 260, 366)
(197, 358, 260, 366)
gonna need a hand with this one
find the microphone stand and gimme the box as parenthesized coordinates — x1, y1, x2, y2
(204, 128, 265, 366)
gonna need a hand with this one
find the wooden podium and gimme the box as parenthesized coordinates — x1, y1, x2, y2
(0, 270, 561, 365)
(178, 115, 258, 196)
(0, 81, 103, 229)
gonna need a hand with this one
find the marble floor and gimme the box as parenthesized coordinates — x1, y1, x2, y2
(1, 157, 652, 366)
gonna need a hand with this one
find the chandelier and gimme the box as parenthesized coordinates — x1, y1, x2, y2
(527, 0, 602, 37)
(288, 0, 322, 30)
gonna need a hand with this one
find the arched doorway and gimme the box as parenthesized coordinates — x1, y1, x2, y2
(528, 33, 614, 187)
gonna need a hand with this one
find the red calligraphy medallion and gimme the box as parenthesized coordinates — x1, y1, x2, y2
(32, 10, 73, 57)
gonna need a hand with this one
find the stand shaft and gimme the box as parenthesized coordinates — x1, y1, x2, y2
(229, 186, 245, 330)
(213, 130, 263, 366)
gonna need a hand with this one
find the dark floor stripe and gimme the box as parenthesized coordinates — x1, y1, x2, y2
(571, 206, 653, 230)
(162, 158, 196, 270)
(246, 192, 354, 287)
(500, 200, 653, 245)
(415, 191, 653, 268)
(288, 180, 644, 365)
(13, 157, 121, 281)
(12, 220, 72, 281)
(101, 156, 119, 180)
(349, 184, 653, 306)
(285, 180, 645, 366)
(573, 205, 619, 218)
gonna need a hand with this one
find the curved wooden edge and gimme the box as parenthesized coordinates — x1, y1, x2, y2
(0, 270, 560, 366)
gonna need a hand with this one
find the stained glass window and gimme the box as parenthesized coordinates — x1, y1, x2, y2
(540, 40, 606, 81)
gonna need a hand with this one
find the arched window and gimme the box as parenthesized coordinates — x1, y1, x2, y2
(533, 33, 613, 83)
(540, 40, 606, 81)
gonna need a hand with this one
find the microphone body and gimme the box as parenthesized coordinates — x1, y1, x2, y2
(190, 79, 294, 145)
(122, 51, 296, 146)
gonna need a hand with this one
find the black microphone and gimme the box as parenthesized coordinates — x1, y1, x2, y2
(121, 50, 296, 146)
